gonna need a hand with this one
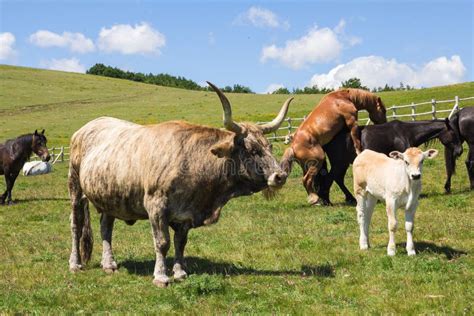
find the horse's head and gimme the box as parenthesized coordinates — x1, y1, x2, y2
(439, 118, 463, 158)
(32, 129, 51, 162)
(368, 96, 387, 124)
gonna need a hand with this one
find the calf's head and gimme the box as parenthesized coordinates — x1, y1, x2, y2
(32, 129, 51, 162)
(389, 147, 438, 181)
(207, 81, 292, 192)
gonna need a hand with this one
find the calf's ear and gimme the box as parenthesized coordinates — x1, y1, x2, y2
(389, 151, 403, 160)
(424, 149, 438, 159)
(210, 138, 235, 158)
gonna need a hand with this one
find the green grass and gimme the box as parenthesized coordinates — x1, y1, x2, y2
(0, 65, 473, 313)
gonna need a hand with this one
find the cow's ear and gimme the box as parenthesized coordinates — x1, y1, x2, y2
(389, 151, 403, 160)
(210, 138, 234, 158)
(41, 129, 45, 134)
(424, 149, 438, 159)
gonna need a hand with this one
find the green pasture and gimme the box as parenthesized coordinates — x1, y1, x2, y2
(0, 65, 473, 313)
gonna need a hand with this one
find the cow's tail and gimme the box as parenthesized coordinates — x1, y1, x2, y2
(80, 199, 93, 264)
(69, 160, 93, 266)
(281, 147, 295, 175)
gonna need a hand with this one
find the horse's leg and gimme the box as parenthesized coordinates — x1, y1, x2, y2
(4, 170, 19, 205)
(301, 146, 325, 205)
(333, 163, 356, 205)
(315, 159, 332, 206)
(444, 147, 455, 193)
(466, 142, 474, 190)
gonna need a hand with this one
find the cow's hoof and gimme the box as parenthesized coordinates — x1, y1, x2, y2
(387, 249, 396, 256)
(359, 244, 369, 250)
(407, 249, 416, 256)
(153, 276, 171, 288)
(101, 261, 118, 274)
(69, 264, 83, 272)
(173, 270, 188, 281)
(103, 267, 119, 274)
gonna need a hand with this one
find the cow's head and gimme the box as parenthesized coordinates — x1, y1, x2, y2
(32, 129, 51, 162)
(207, 81, 292, 194)
(389, 147, 438, 181)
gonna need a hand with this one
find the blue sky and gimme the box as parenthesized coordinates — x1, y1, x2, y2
(1, 0, 472, 93)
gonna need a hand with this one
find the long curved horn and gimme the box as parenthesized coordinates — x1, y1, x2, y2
(207, 81, 243, 134)
(260, 97, 294, 134)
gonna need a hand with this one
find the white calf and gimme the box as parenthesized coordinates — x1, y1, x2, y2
(352, 147, 438, 256)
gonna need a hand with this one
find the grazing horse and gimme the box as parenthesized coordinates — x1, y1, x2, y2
(68, 82, 292, 286)
(316, 119, 462, 205)
(281, 89, 387, 205)
(444, 107, 474, 192)
(0, 130, 50, 205)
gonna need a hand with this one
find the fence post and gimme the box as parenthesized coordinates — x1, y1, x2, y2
(392, 106, 397, 120)
(431, 99, 437, 120)
(60, 146, 64, 162)
(448, 96, 459, 119)
(51, 147, 55, 162)
(411, 102, 416, 121)
(287, 117, 292, 134)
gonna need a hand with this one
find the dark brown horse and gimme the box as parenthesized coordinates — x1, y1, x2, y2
(444, 107, 474, 192)
(281, 88, 387, 205)
(315, 118, 463, 205)
(0, 130, 50, 205)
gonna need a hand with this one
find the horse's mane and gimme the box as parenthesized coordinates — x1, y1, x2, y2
(333, 88, 380, 109)
(3, 134, 33, 153)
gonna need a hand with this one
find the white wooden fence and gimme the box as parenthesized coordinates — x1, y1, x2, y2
(262, 95, 474, 142)
(35, 95, 474, 162)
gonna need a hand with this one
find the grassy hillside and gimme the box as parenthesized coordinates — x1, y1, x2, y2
(1, 65, 473, 145)
(0, 65, 473, 314)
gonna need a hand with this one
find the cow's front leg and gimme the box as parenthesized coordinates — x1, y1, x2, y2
(146, 196, 171, 287)
(172, 223, 190, 281)
(100, 213, 118, 273)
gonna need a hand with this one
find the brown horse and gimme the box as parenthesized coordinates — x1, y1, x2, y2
(0, 130, 50, 205)
(281, 88, 387, 205)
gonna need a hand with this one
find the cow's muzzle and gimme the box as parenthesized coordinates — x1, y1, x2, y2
(267, 171, 287, 188)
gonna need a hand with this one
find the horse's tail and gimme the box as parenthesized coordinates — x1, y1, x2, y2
(80, 199, 93, 264)
(281, 147, 295, 175)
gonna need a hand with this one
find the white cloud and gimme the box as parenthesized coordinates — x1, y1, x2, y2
(334, 19, 346, 34)
(97, 22, 166, 55)
(0, 32, 17, 60)
(235, 6, 289, 29)
(264, 83, 285, 94)
(261, 25, 343, 69)
(29, 30, 95, 53)
(309, 55, 466, 89)
(40, 57, 86, 73)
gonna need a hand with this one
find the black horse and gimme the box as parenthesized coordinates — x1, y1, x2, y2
(0, 130, 50, 205)
(444, 107, 474, 192)
(315, 119, 463, 205)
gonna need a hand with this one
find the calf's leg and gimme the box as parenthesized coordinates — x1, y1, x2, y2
(146, 196, 171, 287)
(405, 201, 418, 256)
(357, 193, 376, 250)
(100, 213, 118, 273)
(172, 223, 190, 281)
(385, 198, 398, 256)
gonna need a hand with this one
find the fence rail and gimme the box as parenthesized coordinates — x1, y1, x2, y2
(34, 95, 474, 162)
(261, 95, 474, 142)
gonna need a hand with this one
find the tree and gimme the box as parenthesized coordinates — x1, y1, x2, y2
(340, 78, 369, 90)
(272, 87, 290, 94)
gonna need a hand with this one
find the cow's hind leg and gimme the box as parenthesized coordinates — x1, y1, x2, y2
(172, 223, 191, 281)
(100, 213, 118, 273)
(145, 195, 171, 287)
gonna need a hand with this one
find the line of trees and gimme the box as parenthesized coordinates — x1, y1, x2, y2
(86, 63, 254, 93)
(272, 77, 417, 95)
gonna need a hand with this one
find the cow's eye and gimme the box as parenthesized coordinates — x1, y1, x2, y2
(405, 161, 409, 166)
